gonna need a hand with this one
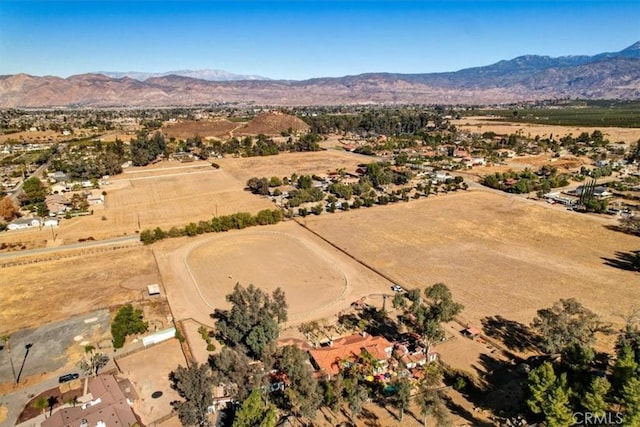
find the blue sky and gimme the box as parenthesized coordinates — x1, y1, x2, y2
(1, 1, 639, 79)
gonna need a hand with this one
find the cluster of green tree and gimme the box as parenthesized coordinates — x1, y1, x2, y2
(212, 283, 288, 359)
(476, 104, 640, 128)
(50, 150, 123, 180)
(302, 108, 453, 136)
(130, 131, 166, 166)
(18, 177, 46, 207)
(110, 303, 148, 349)
(575, 165, 613, 181)
(362, 162, 413, 188)
(172, 285, 324, 426)
(394, 283, 464, 352)
(139, 209, 283, 244)
(526, 299, 640, 426)
(245, 176, 284, 196)
(212, 133, 321, 158)
(482, 168, 570, 194)
(579, 179, 609, 213)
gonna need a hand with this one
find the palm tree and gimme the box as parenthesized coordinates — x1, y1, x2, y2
(33, 397, 48, 418)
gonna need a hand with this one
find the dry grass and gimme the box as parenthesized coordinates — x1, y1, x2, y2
(303, 190, 640, 335)
(452, 116, 640, 144)
(0, 247, 159, 332)
(186, 231, 347, 320)
(162, 118, 242, 139)
(216, 150, 365, 184)
(0, 161, 273, 245)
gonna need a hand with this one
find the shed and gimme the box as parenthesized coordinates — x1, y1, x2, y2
(147, 284, 161, 296)
(142, 327, 176, 347)
(463, 327, 481, 338)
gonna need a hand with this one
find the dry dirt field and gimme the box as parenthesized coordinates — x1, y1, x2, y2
(0, 130, 75, 144)
(452, 116, 640, 144)
(0, 246, 159, 332)
(186, 231, 347, 320)
(162, 118, 242, 139)
(302, 190, 639, 336)
(0, 161, 274, 245)
(153, 221, 395, 327)
(216, 150, 366, 184)
(117, 339, 186, 426)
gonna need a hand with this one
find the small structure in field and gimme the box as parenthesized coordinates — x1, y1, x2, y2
(147, 284, 161, 296)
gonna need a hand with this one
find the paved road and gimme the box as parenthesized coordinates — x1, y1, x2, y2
(0, 234, 140, 260)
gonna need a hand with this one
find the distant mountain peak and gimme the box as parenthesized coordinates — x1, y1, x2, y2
(622, 41, 640, 51)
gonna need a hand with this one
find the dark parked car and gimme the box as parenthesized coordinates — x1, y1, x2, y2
(58, 373, 79, 383)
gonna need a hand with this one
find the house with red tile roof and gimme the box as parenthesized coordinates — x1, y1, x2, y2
(308, 333, 393, 379)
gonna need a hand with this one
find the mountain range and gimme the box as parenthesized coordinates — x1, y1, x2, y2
(95, 69, 270, 82)
(1, 42, 639, 107)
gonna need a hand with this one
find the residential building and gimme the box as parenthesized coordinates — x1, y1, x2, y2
(41, 375, 138, 427)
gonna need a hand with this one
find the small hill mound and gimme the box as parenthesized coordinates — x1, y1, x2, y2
(163, 118, 241, 139)
(236, 112, 310, 136)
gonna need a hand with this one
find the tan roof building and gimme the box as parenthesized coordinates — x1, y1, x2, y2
(42, 375, 138, 427)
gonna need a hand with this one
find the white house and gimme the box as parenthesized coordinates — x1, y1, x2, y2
(7, 217, 41, 230)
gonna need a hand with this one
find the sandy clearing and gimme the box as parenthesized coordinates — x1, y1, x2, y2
(302, 190, 640, 336)
(154, 221, 395, 328)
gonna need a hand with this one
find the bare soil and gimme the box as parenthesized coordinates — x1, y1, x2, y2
(153, 221, 395, 328)
(162, 118, 241, 139)
(116, 339, 186, 426)
(302, 189, 640, 341)
(0, 247, 158, 332)
(235, 112, 310, 136)
(452, 116, 640, 144)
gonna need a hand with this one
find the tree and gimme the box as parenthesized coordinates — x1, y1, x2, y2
(392, 293, 407, 310)
(77, 346, 110, 377)
(345, 381, 368, 421)
(33, 397, 48, 418)
(414, 389, 449, 427)
(531, 298, 606, 354)
(582, 376, 611, 416)
(424, 283, 463, 323)
(209, 347, 256, 401)
(621, 377, 640, 426)
(391, 377, 412, 422)
(170, 363, 214, 427)
(276, 345, 320, 420)
(527, 362, 573, 427)
(20, 177, 46, 206)
(111, 304, 148, 349)
(212, 284, 287, 359)
(233, 389, 277, 427)
(0, 197, 18, 221)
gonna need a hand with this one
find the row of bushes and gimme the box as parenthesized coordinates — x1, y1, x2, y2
(139, 209, 283, 245)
